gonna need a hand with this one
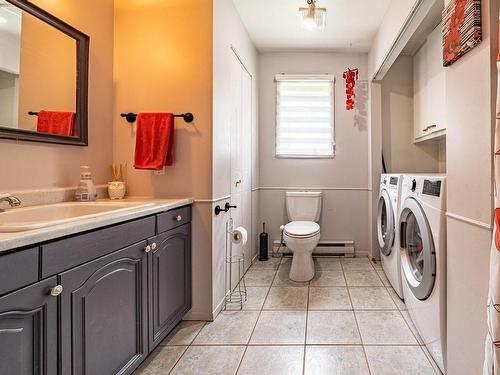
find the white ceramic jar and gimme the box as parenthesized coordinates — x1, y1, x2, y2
(108, 181, 126, 199)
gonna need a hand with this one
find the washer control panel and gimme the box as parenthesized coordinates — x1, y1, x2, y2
(423, 179, 442, 197)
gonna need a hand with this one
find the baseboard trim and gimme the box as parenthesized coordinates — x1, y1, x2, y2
(183, 310, 213, 321)
(273, 240, 356, 257)
(212, 297, 226, 320)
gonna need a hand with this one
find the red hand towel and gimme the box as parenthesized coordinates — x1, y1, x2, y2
(37, 111, 75, 136)
(134, 113, 175, 170)
(495, 208, 500, 251)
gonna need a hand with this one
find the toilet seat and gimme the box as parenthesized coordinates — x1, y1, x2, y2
(284, 221, 320, 238)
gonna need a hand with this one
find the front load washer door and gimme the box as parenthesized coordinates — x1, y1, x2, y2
(399, 198, 436, 300)
(377, 189, 394, 256)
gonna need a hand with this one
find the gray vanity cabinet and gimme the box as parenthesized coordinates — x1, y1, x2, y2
(59, 241, 149, 375)
(0, 204, 192, 375)
(0, 277, 58, 375)
(148, 223, 192, 350)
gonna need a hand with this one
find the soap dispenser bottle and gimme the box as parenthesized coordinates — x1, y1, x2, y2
(75, 166, 97, 202)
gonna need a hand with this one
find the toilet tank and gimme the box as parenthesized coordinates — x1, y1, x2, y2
(286, 192, 322, 222)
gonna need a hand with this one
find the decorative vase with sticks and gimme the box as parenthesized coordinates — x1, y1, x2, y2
(108, 164, 126, 199)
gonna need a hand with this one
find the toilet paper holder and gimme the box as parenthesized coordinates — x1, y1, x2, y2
(214, 202, 237, 215)
(224, 218, 247, 311)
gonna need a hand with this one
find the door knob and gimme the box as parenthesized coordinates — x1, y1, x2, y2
(50, 285, 63, 297)
(151, 242, 157, 250)
(225, 202, 237, 210)
(144, 245, 152, 253)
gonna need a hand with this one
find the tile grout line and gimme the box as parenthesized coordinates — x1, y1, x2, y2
(302, 270, 311, 375)
(166, 320, 208, 374)
(234, 258, 281, 374)
(166, 342, 190, 374)
(371, 262, 422, 346)
(375, 264, 424, 346)
(185, 342, 437, 348)
(345, 259, 373, 375)
(163, 257, 432, 374)
(370, 260, 440, 373)
(167, 322, 207, 374)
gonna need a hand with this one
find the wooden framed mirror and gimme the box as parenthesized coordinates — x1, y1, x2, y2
(0, 0, 89, 146)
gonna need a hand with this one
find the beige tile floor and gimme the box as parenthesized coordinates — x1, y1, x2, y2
(135, 256, 441, 375)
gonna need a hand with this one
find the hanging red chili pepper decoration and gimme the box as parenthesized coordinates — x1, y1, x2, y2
(343, 68, 358, 111)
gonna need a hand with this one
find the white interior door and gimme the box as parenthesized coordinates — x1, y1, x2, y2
(229, 49, 252, 286)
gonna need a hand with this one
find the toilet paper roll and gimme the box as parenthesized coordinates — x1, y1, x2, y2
(231, 226, 248, 246)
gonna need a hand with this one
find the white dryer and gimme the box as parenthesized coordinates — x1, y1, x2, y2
(377, 174, 404, 298)
(399, 174, 446, 373)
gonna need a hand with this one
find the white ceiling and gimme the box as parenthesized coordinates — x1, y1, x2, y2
(233, 0, 392, 52)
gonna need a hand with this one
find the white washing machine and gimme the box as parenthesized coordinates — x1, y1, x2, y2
(377, 174, 404, 298)
(399, 174, 446, 373)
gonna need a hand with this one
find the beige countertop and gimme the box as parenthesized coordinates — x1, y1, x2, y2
(0, 197, 194, 253)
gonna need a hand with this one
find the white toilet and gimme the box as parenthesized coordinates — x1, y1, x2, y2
(283, 191, 322, 282)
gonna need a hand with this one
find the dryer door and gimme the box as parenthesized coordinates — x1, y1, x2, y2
(377, 189, 395, 256)
(399, 198, 436, 300)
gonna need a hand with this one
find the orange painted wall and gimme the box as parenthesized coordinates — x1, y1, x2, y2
(113, 0, 213, 201)
(113, 0, 214, 319)
(0, 0, 114, 190)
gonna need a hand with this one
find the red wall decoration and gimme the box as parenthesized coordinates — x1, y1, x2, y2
(343, 68, 358, 111)
(442, 0, 481, 66)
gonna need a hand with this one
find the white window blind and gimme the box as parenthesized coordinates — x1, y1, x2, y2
(275, 74, 335, 158)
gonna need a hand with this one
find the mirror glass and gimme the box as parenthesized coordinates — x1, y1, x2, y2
(0, 0, 87, 145)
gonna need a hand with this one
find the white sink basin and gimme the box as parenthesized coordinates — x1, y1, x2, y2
(0, 201, 155, 232)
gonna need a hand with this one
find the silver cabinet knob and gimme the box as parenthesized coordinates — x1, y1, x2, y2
(50, 285, 63, 297)
(176, 215, 182, 222)
(151, 242, 157, 250)
(144, 245, 152, 253)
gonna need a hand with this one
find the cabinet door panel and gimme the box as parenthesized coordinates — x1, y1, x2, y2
(426, 23, 446, 133)
(0, 277, 58, 375)
(413, 43, 427, 139)
(60, 242, 148, 375)
(149, 224, 191, 349)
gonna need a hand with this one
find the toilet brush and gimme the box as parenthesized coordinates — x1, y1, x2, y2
(259, 223, 269, 261)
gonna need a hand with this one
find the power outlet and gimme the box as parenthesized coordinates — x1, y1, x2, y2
(153, 167, 165, 175)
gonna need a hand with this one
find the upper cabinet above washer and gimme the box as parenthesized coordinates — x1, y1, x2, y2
(413, 23, 447, 143)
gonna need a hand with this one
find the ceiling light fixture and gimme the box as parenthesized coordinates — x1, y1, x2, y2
(300, 0, 326, 30)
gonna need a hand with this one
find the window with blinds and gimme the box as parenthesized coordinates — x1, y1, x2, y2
(275, 74, 335, 158)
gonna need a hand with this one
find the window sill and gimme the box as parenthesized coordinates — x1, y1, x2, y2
(275, 154, 335, 159)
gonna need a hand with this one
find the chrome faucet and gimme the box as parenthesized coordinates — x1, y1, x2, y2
(0, 193, 21, 207)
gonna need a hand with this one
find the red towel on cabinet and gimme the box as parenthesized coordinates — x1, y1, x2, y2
(36, 111, 75, 136)
(134, 113, 175, 170)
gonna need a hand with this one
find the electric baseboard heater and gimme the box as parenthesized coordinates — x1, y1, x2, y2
(273, 240, 355, 257)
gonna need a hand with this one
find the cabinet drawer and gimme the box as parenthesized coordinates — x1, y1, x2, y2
(157, 205, 191, 233)
(41, 216, 155, 277)
(0, 248, 39, 295)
